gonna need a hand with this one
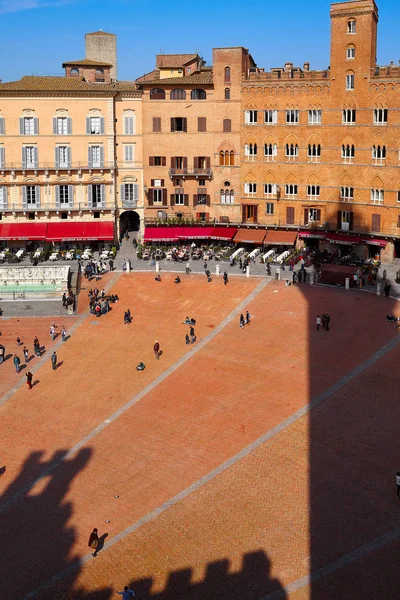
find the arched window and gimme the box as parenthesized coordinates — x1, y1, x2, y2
(223, 119, 231, 133)
(70, 67, 79, 76)
(348, 19, 356, 34)
(150, 88, 166, 100)
(346, 45, 355, 60)
(191, 89, 206, 100)
(95, 68, 104, 75)
(170, 88, 186, 100)
(224, 67, 231, 83)
(230, 151, 234, 166)
(225, 88, 230, 100)
(219, 151, 225, 166)
(220, 183, 234, 204)
(372, 145, 386, 161)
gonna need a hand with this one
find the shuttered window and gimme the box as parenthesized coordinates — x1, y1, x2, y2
(123, 145, 135, 162)
(198, 117, 206, 132)
(86, 116, 105, 135)
(20, 117, 39, 135)
(152, 117, 161, 133)
(124, 115, 135, 134)
(0, 117, 5, 135)
(286, 207, 295, 225)
(0, 147, 4, 168)
(223, 119, 231, 132)
(372, 214, 381, 232)
(170, 117, 187, 132)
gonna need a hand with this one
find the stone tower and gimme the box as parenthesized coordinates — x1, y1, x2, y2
(85, 30, 117, 80)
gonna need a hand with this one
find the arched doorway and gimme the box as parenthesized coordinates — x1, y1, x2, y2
(119, 210, 140, 238)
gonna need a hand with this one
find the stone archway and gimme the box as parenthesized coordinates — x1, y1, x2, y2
(119, 210, 140, 237)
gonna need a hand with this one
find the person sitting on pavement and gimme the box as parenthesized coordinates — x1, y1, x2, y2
(174, 275, 181, 284)
(154, 274, 161, 282)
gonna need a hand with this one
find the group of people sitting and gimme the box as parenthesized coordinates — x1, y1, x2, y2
(154, 274, 181, 284)
(88, 287, 119, 317)
(124, 309, 132, 324)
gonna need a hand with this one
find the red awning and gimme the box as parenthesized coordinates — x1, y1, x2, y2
(233, 229, 267, 245)
(46, 222, 114, 242)
(361, 237, 387, 248)
(209, 226, 238, 240)
(327, 233, 361, 245)
(264, 230, 297, 246)
(299, 231, 327, 239)
(177, 227, 214, 239)
(144, 227, 179, 242)
(0, 223, 48, 240)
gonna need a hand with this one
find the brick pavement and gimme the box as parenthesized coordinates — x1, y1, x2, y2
(0, 276, 399, 599)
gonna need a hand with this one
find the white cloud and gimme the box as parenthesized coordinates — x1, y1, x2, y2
(0, 0, 74, 14)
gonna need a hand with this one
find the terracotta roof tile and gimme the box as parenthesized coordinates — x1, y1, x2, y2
(156, 54, 198, 68)
(62, 59, 113, 67)
(0, 76, 139, 93)
(140, 70, 213, 86)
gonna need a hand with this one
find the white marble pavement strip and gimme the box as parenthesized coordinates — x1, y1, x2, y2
(2, 277, 269, 518)
(0, 272, 122, 410)
(23, 314, 400, 598)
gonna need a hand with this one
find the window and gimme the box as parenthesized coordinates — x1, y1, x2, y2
(195, 190, 209, 205)
(265, 110, 278, 125)
(88, 145, 104, 168)
(285, 184, 298, 197)
(150, 88, 165, 100)
(224, 67, 231, 83)
(153, 189, 164, 204)
(341, 144, 355, 161)
(22, 185, 40, 207)
(121, 183, 139, 205)
(220, 185, 234, 204)
(191, 89, 206, 100)
(170, 117, 187, 132)
(286, 109, 299, 124)
(285, 143, 299, 159)
(347, 46, 355, 60)
(88, 183, 105, 208)
(172, 188, 187, 205)
(308, 109, 322, 125)
(286, 206, 295, 225)
(307, 185, 320, 198)
(170, 89, 186, 100)
(244, 143, 257, 160)
(265, 202, 274, 215)
(124, 145, 135, 162)
(55, 145, 71, 168)
(53, 116, 72, 135)
(244, 183, 257, 195)
(55, 184, 73, 208)
(86, 116, 104, 135)
(219, 150, 234, 166)
(340, 186, 354, 201)
(306, 208, 321, 223)
(96, 68, 104, 75)
(95, 68, 105, 82)
(223, 119, 231, 133)
(0, 185, 7, 209)
(20, 116, 38, 135)
(346, 73, 355, 90)
(0, 146, 4, 168)
(372, 213, 381, 232)
(264, 143, 277, 161)
(124, 114, 135, 134)
(22, 146, 38, 168)
(371, 188, 384, 204)
(149, 156, 166, 166)
(342, 109, 356, 124)
(348, 19, 356, 34)
(264, 184, 277, 197)
(244, 110, 257, 124)
(308, 144, 321, 161)
(225, 88, 230, 100)
(372, 145, 386, 164)
(198, 117, 206, 132)
(0, 116, 4, 135)
(397, 190, 400, 203)
(70, 67, 79, 75)
(374, 108, 388, 125)
(153, 117, 161, 132)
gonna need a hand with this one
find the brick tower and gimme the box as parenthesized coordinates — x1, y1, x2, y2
(85, 30, 117, 80)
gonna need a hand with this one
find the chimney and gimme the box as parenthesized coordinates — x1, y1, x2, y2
(303, 62, 310, 72)
(284, 62, 293, 72)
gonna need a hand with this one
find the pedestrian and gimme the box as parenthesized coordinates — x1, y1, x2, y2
(292, 272, 297, 284)
(266, 263, 271, 276)
(26, 371, 33, 390)
(153, 340, 160, 359)
(49, 324, 56, 341)
(62, 292, 67, 308)
(0, 344, 5, 364)
(245, 310, 251, 325)
(109, 258, 114, 272)
(23, 346, 29, 362)
(204, 261, 208, 270)
(16, 336, 22, 346)
(396, 472, 400, 498)
(51, 351, 57, 371)
(13, 354, 20, 373)
(384, 282, 391, 297)
(240, 314, 245, 328)
(189, 325, 196, 344)
(239, 258, 243, 270)
(316, 315, 321, 331)
(61, 326, 67, 342)
(325, 314, 331, 331)
(33, 336, 40, 357)
(223, 271, 228, 285)
(88, 528, 99, 557)
(185, 333, 190, 345)
(117, 586, 136, 599)
(321, 314, 327, 330)
(124, 310, 132, 325)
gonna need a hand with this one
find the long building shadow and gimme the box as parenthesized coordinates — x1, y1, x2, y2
(0, 448, 112, 599)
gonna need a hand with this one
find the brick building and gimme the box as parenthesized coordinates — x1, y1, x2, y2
(241, 0, 400, 259)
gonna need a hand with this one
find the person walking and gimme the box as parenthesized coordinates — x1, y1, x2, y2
(109, 258, 114, 272)
(396, 472, 400, 498)
(245, 310, 251, 325)
(321, 314, 327, 330)
(62, 292, 67, 308)
(26, 371, 33, 390)
(240, 314, 245, 328)
(189, 325, 196, 344)
(61, 326, 67, 342)
(23, 346, 29, 363)
(16, 336, 23, 346)
(153, 340, 160, 360)
(185, 333, 190, 345)
(51, 351, 57, 371)
(316, 315, 321, 331)
(223, 271, 228, 285)
(117, 586, 136, 599)
(325, 314, 331, 331)
(0, 343, 5, 364)
(88, 528, 99, 557)
(49, 324, 56, 341)
(13, 354, 20, 373)
(33, 336, 40, 357)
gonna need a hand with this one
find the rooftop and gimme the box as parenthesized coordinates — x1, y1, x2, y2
(139, 70, 213, 86)
(156, 54, 199, 68)
(0, 75, 138, 93)
(62, 59, 113, 68)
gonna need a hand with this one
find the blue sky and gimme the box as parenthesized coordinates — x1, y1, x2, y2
(0, 0, 399, 82)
